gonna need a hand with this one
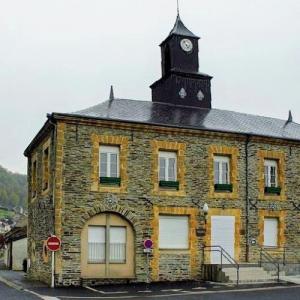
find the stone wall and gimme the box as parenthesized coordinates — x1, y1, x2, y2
(12, 238, 27, 271)
(26, 118, 300, 286)
(27, 130, 54, 285)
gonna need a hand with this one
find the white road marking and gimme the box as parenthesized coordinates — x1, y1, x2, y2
(57, 285, 300, 299)
(85, 286, 128, 294)
(24, 289, 60, 300)
(137, 290, 152, 293)
(85, 286, 105, 294)
(161, 289, 182, 292)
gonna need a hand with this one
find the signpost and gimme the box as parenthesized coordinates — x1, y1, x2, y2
(143, 239, 153, 286)
(46, 235, 61, 288)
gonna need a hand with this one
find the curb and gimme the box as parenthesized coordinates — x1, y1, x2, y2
(0, 275, 24, 291)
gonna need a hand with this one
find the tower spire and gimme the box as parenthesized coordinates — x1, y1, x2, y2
(177, 0, 180, 16)
(109, 85, 114, 101)
(287, 110, 293, 123)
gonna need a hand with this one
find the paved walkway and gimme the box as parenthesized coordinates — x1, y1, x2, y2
(280, 275, 300, 284)
(0, 269, 47, 290)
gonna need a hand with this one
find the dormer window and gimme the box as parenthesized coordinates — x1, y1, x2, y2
(179, 88, 187, 99)
(197, 90, 204, 101)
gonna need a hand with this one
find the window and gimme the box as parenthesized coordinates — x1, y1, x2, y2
(99, 145, 120, 185)
(208, 146, 238, 199)
(264, 160, 278, 188)
(42, 147, 50, 191)
(264, 218, 278, 247)
(151, 140, 186, 196)
(159, 151, 177, 181)
(88, 226, 126, 264)
(159, 215, 189, 249)
(214, 156, 230, 185)
(109, 227, 126, 263)
(88, 226, 106, 263)
(258, 150, 285, 200)
(32, 159, 37, 198)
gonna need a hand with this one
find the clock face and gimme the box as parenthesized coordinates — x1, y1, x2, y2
(180, 38, 193, 52)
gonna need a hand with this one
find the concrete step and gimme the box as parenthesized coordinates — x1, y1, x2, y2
(222, 267, 277, 284)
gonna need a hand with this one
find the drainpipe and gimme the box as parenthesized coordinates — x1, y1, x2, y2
(245, 135, 250, 262)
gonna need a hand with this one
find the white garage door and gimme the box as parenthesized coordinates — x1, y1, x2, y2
(211, 216, 235, 264)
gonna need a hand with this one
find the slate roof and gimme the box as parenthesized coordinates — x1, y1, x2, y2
(68, 98, 300, 142)
(160, 15, 199, 45)
(168, 14, 199, 39)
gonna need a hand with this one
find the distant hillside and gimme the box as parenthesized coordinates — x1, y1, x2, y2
(0, 165, 27, 209)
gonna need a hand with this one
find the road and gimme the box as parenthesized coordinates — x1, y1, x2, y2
(1, 282, 300, 300)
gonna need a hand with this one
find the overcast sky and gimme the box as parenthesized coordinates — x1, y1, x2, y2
(0, 0, 299, 174)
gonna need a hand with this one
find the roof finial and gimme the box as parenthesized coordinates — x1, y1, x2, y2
(287, 110, 293, 123)
(109, 85, 114, 101)
(177, 0, 180, 16)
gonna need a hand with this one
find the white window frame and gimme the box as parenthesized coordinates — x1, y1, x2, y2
(263, 218, 279, 248)
(88, 226, 106, 263)
(99, 145, 120, 178)
(159, 215, 189, 249)
(159, 151, 177, 182)
(264, 159, 278, 188)
(214, 155, 230, 184)
(88, 225, 127, 264)
(109, 226, 126, 263)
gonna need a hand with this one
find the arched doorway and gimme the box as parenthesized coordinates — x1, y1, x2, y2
(81, 212, 135, 279)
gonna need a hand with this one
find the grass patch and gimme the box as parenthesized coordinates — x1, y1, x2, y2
(0, 209, 14, 219)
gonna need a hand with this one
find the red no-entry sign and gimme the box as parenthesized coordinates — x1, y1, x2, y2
(46, 235, 61, 252)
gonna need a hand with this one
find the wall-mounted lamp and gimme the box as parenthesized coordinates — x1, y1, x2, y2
(203, 203, 209, 224)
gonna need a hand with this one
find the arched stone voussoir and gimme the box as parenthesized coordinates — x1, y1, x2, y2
(79, 203, 140, 232)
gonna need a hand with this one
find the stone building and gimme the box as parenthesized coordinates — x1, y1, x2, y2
(24, 14, 300, 286)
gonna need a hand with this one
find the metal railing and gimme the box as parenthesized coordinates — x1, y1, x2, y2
(261, 247, 300, 265)
(202, 245, 240, 285)
(259, 248, 280, 282)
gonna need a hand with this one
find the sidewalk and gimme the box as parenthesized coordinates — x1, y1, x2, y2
(0, 269, 47, 290)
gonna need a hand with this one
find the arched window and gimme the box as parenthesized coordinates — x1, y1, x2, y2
(81, 212, 135, 279)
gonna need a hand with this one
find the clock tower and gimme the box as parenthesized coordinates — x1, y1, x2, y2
(150, 14, 213, 108)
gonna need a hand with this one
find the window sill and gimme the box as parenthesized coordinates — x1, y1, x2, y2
(262, 246, 279, 249)
(214, 184, 233, 192)
(99, 177, 121, 186)
(159, 180, 179, 190)
(264, 187, 281, 195)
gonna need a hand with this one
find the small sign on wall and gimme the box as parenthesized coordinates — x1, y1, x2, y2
(196, 228, 206, 237)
